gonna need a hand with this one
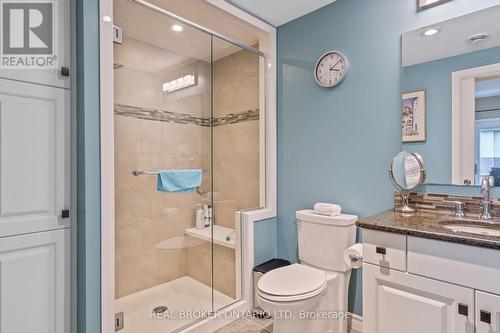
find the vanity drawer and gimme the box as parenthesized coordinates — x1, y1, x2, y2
(408, 237, 500, 295)
(363, 230, 407, 271)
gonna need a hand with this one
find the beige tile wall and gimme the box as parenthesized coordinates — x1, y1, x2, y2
(114, 43, 211, 297)
(114, 42, 259, 301)
(185, 48, 260, 300)
(213, 48, 261, 227)
(114, 114, 209, 298)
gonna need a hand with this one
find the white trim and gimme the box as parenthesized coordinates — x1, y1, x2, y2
(99, 0, 115, 332)
(182, 300, 249, 332)
(206, 0, 275, 32)
(348, 313, 363, 332)
(70, 0, 77, 331)
(451, 62, 500, 185)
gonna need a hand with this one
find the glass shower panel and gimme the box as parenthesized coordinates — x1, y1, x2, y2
(113, 1, 213, 332)
(211, 36, 264, 310)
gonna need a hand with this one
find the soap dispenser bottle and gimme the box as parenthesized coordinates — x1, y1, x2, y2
(195, 203, 204, 229)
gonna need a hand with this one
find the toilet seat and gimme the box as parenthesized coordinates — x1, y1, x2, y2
(257, 264, 327, 302)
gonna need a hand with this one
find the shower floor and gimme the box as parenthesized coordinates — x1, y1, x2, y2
(115, 276, 234, 333)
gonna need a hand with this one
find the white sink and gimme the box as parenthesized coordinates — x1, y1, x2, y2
(443, 225, 500, 237)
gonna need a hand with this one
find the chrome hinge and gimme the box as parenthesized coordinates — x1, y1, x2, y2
(115, 311, 124, 331)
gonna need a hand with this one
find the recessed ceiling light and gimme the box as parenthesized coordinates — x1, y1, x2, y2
(172, 24, 183, 32)
(422, 28, 441, 37)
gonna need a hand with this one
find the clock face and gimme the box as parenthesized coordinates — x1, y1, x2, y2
(314, 51, 349, 88)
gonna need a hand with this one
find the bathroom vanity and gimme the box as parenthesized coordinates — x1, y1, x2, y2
(358, 209, 500, 333)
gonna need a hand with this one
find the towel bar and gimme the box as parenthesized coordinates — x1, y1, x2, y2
(132, 169, 207, 195)
(132, 169, 208, 176)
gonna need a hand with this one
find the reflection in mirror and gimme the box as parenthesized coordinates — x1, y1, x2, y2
(402, 5, 500, 186)
(389, 151, 426, 213)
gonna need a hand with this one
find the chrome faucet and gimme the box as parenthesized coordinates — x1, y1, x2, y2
(443, 200, 465, 219)
(480, 175, 495, 221)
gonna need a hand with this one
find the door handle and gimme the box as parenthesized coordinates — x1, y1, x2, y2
(61, 209, 70, 219)
(480, 310, 491, 324)
(458, 303, 468, 316)
(61, 67, 70, 77)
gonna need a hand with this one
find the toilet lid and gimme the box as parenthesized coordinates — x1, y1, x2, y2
(258, 264, 326, 297)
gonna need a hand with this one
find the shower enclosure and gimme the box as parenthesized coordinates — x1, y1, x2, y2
(112, 1, 266, 332)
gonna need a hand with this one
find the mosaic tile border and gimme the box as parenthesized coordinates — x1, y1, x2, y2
(114, 104, 210, 126)
(211, 109, 259, 126)
(114, 103, 259, 127)
(395, 191, 500, 217)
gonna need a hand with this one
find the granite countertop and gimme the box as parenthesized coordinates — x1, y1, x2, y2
(356, 210, 500, 250)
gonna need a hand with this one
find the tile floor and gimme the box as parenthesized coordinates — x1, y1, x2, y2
(215, 317, 361, 333)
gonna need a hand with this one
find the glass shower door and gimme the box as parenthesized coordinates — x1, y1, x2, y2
(211, 36, 264, 311)
(113, 1, 266, 331)
(113, 1, 214, 332)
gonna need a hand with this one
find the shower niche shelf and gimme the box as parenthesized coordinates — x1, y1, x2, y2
(184, 225, 236, 249)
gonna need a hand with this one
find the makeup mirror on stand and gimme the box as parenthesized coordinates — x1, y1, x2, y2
(389, 151, 426, 213)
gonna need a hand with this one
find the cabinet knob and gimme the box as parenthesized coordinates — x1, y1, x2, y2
(480, 310, 491, 324)
(458, 303, 468, 316)
(376, 246, 386, 255)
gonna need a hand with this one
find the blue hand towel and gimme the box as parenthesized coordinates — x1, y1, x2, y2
(157, 169, 203, 193)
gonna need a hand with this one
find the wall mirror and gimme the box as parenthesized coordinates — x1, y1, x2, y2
(402, 5, 500, 186)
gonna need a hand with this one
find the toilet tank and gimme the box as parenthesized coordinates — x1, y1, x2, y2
(296, 210, 357, 272)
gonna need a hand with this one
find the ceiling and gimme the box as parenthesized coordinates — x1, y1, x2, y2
(225, 0, 336, 26)
(403, 5, 500, 67)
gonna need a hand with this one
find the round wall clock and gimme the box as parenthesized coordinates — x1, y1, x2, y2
(314, 51, 349, 88)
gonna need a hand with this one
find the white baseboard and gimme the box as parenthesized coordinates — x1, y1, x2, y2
(348, 313, 363, 332)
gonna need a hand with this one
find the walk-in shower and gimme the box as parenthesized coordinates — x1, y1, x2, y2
(112, 1, 266, 332)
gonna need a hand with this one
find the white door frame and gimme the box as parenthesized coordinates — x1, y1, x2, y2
(99, 1, 277, 332)
(451, 62, 500, 185)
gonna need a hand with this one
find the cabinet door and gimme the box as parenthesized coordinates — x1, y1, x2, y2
(0, 229, 70, 333)
(476, 291, 500, 333)
(0, 0, 70, 88)
(0, 79, 70, 237)
(363, 263, 474, 333)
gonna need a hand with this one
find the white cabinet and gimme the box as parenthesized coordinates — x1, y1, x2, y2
(0, 0, 71, 88)
(0, 78, 70, 237)
(0, 229, 70, 333)
(408, 236, 500, 294)
(362, 229, 500, 333)
(363, 262, 475, 333)
(363, 229, 407, 271)
(476, 291, 500, 333)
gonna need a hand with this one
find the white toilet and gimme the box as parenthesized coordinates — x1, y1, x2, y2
(257, 209, 357, 333)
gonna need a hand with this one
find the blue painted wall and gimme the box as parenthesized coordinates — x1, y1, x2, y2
(254, 218, 278, 266)
(76, 0, 101, 332)
(276, 0, 500, 316)
(403, 46, 500, 184)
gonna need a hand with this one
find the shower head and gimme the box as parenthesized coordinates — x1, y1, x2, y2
(114, 63, 125, 69)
